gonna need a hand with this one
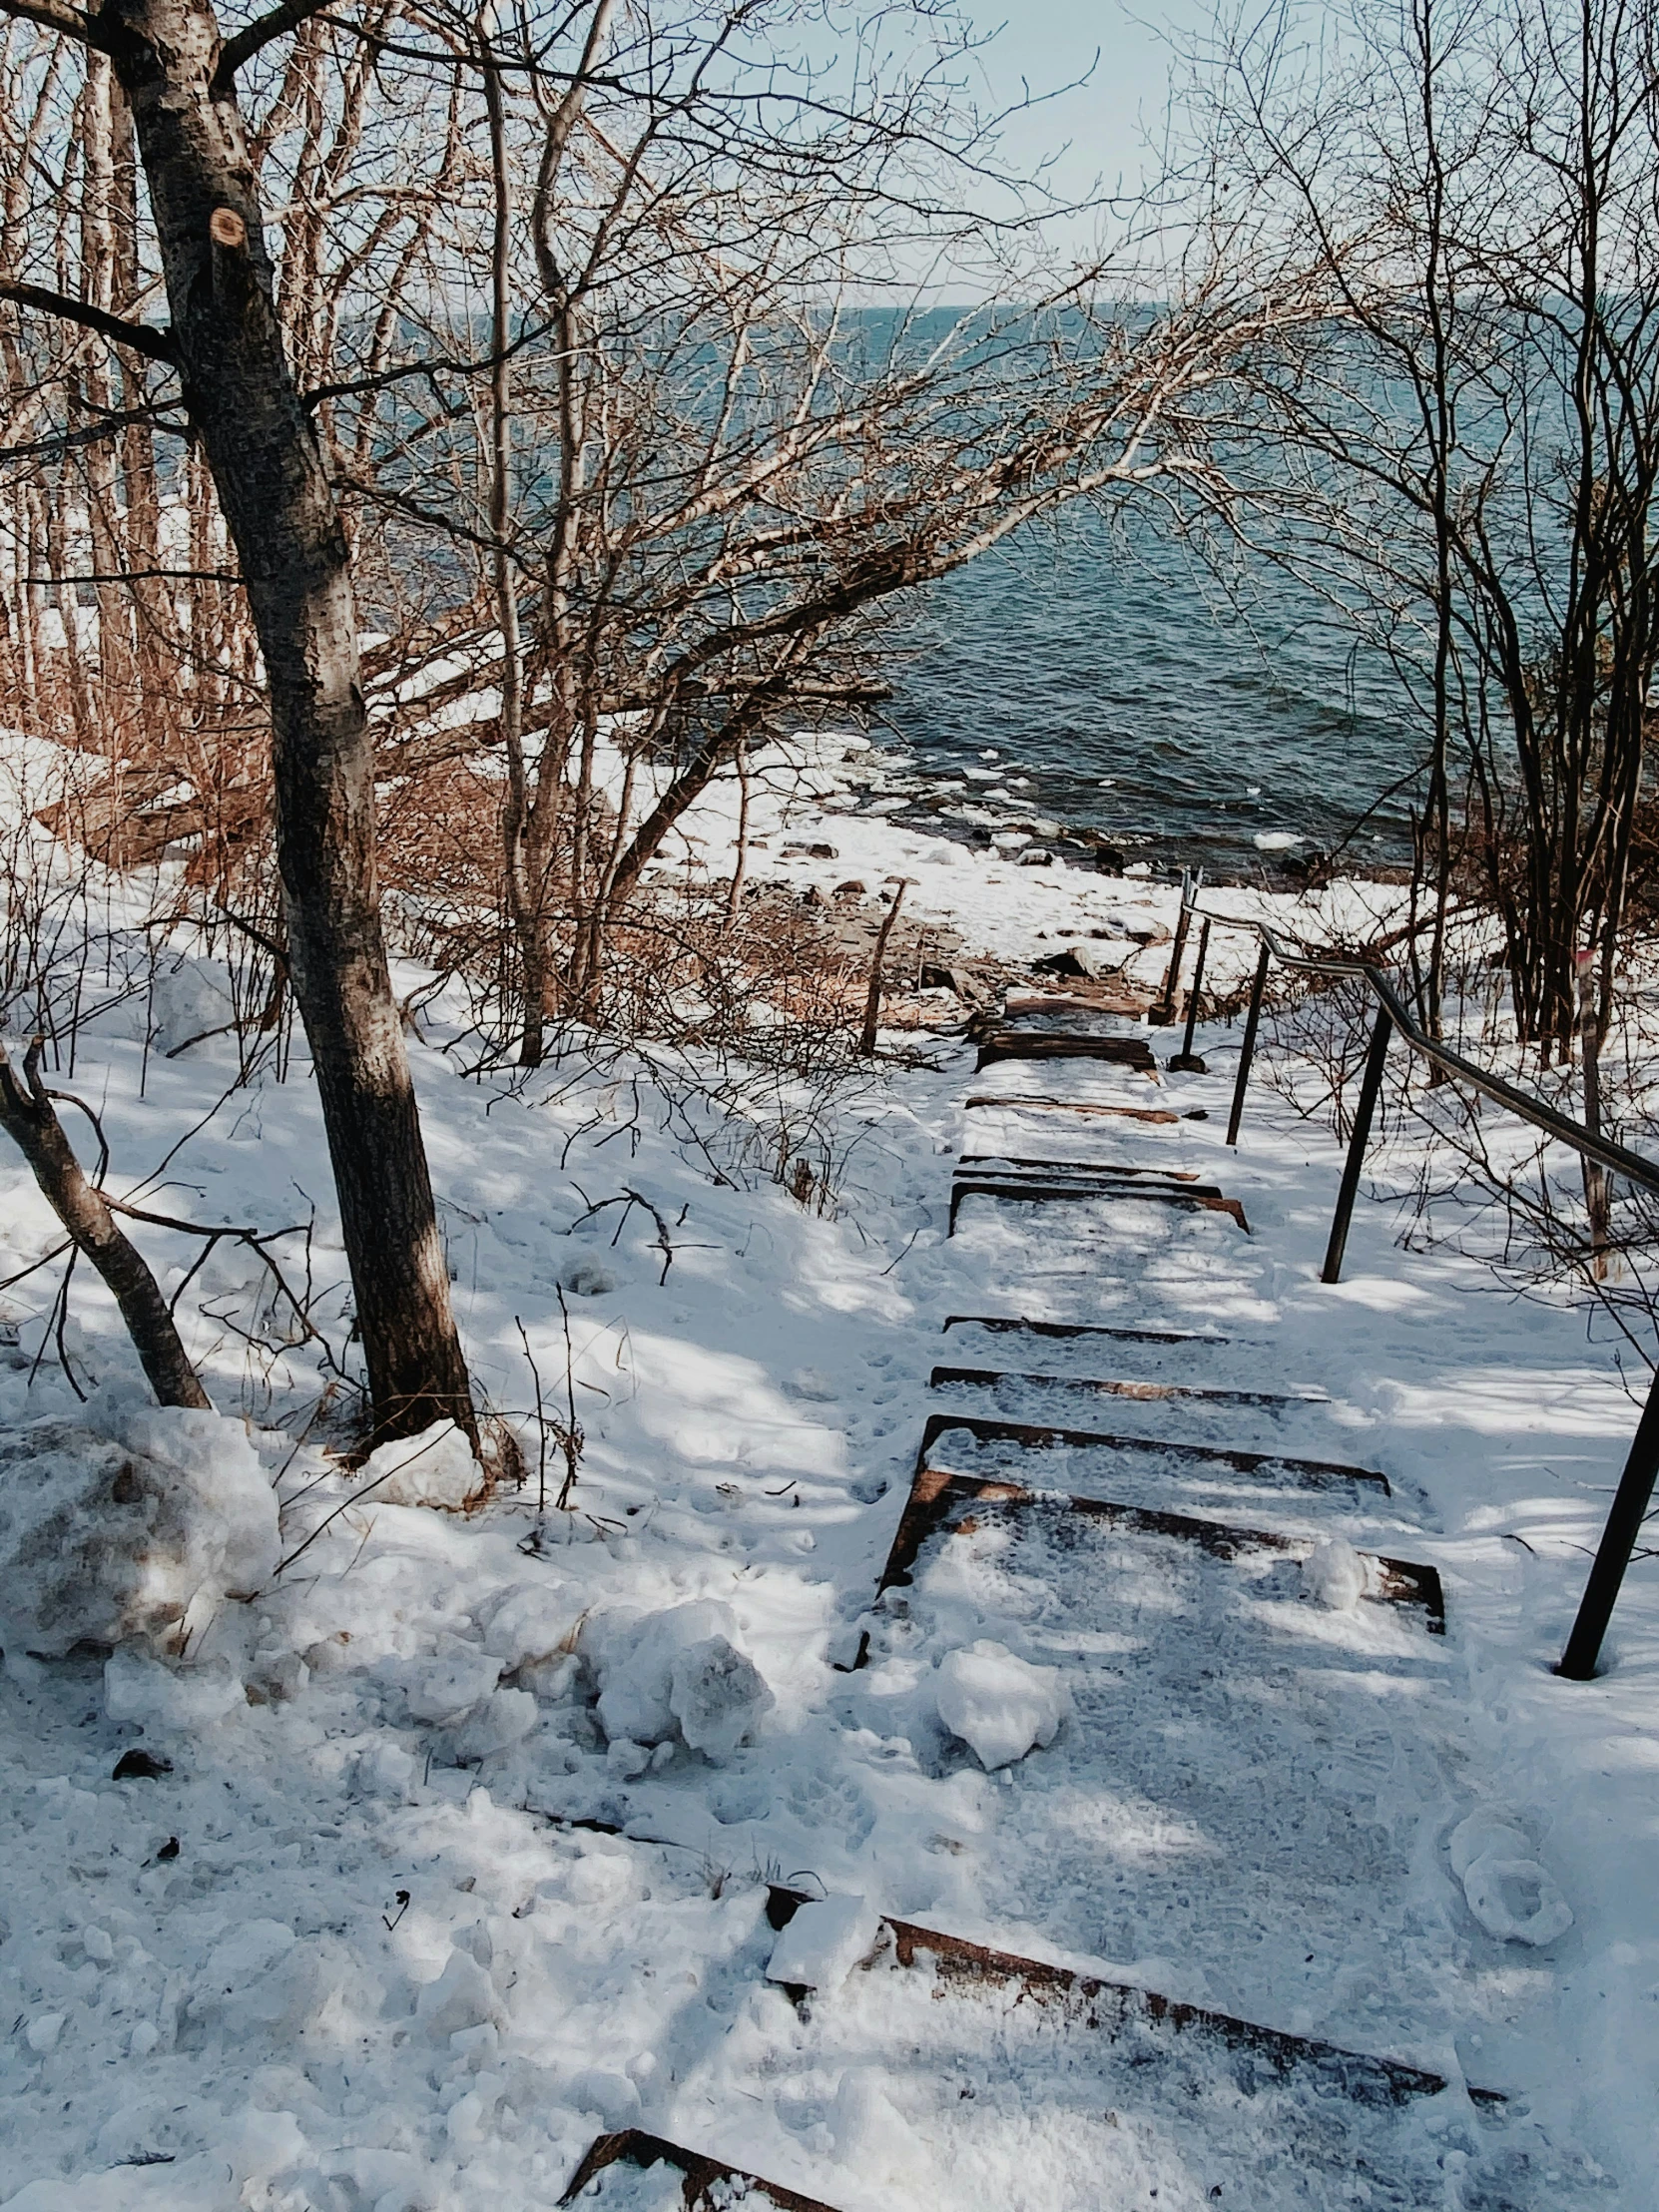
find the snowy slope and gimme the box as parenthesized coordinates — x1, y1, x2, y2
(0, 756, 1652, 2210)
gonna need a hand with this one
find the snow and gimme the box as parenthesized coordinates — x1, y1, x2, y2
(932, 1640, 1070, 1769)
(0, 725, 1654, 2206)
(0, 1407, 276, 1658)
(356, 1419, 482, 1509)
(765, 1897, 881, 1992)
(1298, 1534, 1369, 1611)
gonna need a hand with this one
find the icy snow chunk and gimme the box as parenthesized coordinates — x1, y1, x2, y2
(482, 1582, 580, 1672)
(355, 1420, 480, 1509)
(1449, 1813, 1573, 1945)
(24, 2012, 63, 2055)
(1301, 1536, 1368, 1612)
(562, 1257, 618, 1297)
(669, 1636, 774, 1760)
(571, 2067, 643, 2130)
(190, 1921, 321, 2038)
(1461, 1854, 1573, 1945)
(213, 2106, 307, 2186)
(765, 1896, 879, 1991)
(105, 1647, 244, 1731)
(0, 1410, 276, 1657)
(934, 1640, 1069, 1769)
(785, 1366, 837, 1401)
(416, 1944, 500, 2039)
(450, 1686, 538, 1760)
(588, 1599, 768, 1755)
(398, 1649, 502, 1725)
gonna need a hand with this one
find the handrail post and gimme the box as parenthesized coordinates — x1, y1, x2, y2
(1557, 1363, 1659, 1679)
(1226, 942, 1271, 1147)
(1322, 1005, 1393, 1285)
(1168, 918, 1212, 1072)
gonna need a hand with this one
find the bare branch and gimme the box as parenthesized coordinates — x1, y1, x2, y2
(0, 277, 177, 362)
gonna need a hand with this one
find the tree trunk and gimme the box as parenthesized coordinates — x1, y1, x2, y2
(101, 0, 474, 1446)
(0, 1038, 211, 1409)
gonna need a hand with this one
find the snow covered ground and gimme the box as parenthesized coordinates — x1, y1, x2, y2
(0, 732, 1653, 2210)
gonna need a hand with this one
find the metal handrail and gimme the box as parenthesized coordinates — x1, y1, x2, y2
(1194, 900, 1659, 1683)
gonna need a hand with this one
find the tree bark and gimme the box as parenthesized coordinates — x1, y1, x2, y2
(0, 1038, 211, 1408)
(93, 0, 474, 1445)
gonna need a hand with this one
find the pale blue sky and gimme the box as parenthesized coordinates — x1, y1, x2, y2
(957, 1, 1212, 204)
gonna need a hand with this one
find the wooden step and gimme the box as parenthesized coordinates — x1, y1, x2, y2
(910, 1408, 1390, 1494)
(929, 1363, 1326, 1411)
(560, 2129, 843, 2210)
(878, 1465, 1442, 1627)
(963, 1094, 1181, 1123)
(949, 1176, 1249, 1234)
(974, 1029, 1159, 1074)
(763, 1889, 1497, 2113)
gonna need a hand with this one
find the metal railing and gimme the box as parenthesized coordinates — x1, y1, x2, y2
(1188, 899, 1659, 1683)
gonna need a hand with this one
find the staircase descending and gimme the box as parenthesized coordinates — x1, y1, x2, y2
(564, 990, 1597, 2212)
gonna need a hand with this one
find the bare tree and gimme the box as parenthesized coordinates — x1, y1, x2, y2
(1197, 0, 1659, 1060)
(0, 0, 473, 1444)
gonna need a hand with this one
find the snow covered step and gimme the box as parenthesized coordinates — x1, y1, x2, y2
(881, 1465, 1434, 1621)
(878, 1487, 1471, 2060)
(946, 1189, 1269, 1318)
(925, 1368, 1362, 1465)
(676, 1911, 1577, 2212)
(559, 2126, 843, 2209)
(907, 1415, 1400, 1553)
(957, 1151, 1205, 1182)
(942, 1315, 1269, 1384)
(949, 1174, 1250, 1235)
(961, 1092, 1183, 1126)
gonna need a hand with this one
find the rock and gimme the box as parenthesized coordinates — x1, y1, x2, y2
(355, 1419, 480, 1508)
(935, 1639, 1069, 1769)
(766, 1895, 880, 1991)
(919, 962, 990, 1001)
(1091, 844, 1128, 871)
(833, 879, 867, 898)
(1016, 845, 1054, 867)
(1030, 943, 1119, 982)
(0, 1409, 276, 1658)
(111, 1748, 173, 1781)
(1102, 908, 1171, 946)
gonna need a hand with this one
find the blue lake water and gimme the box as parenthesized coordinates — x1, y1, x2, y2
(868, 510, 1421, 881)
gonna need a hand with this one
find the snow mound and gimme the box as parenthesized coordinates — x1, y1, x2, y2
(584, 1601, 774, 1760)
(766, 1895, 880, 1991)
(1300, 1536, 1369, 1611)
(354, 1419, 479, 1508)
(935, 1639, 1069, 1769)
(1448, 1812, 1573, 1946)
(0, 1409, 276, 1657)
